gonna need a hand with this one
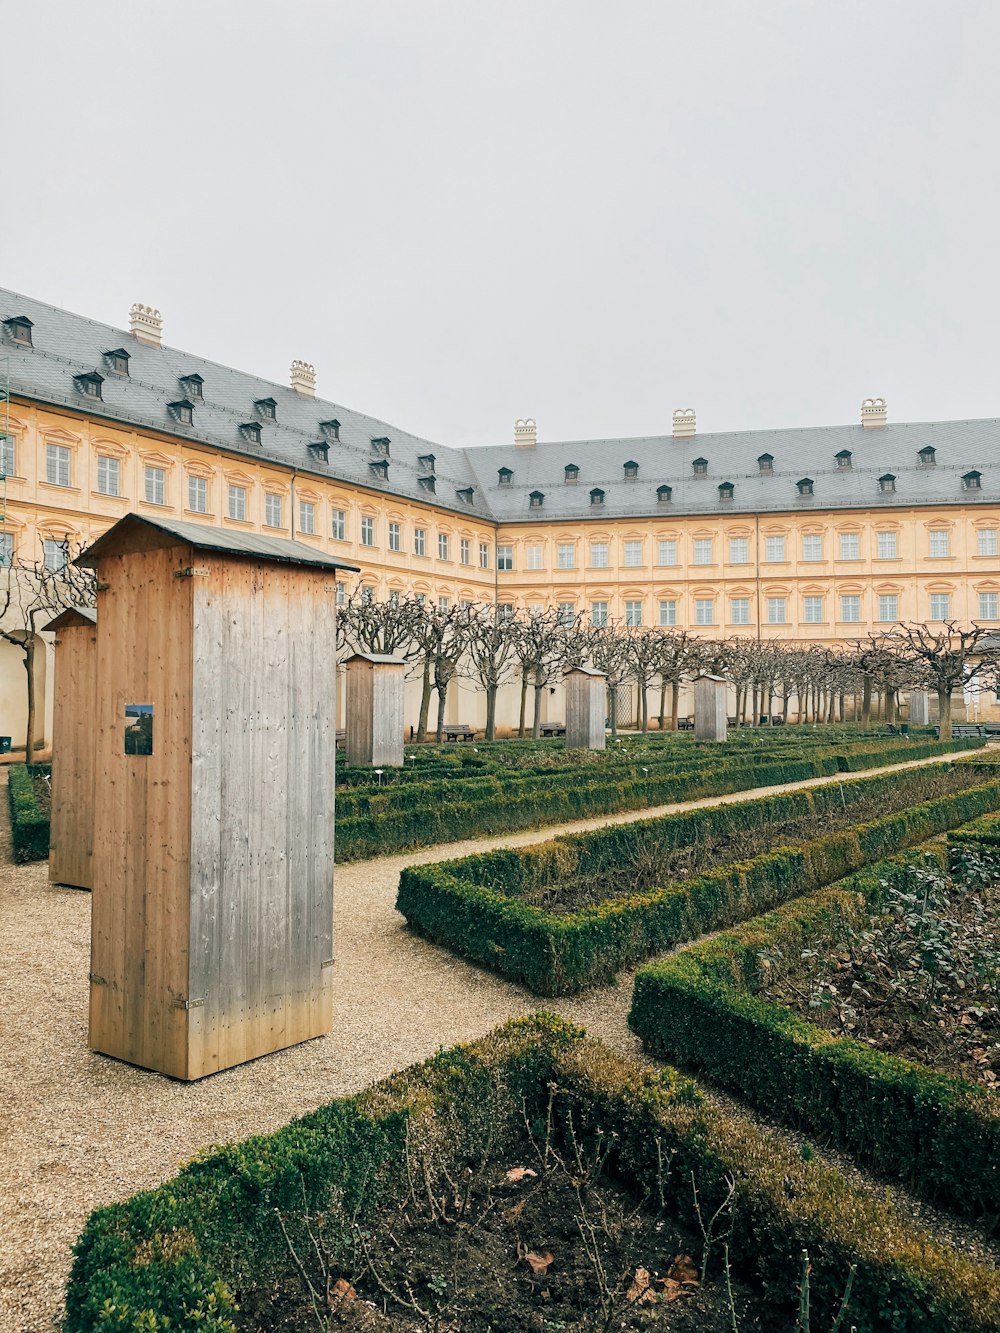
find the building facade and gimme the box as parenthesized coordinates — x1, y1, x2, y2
(1, 288, 998, 739)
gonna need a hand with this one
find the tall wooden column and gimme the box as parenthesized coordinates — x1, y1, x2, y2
(565, 667, 607, 750)
(694, 674, 728, 742)
(345, 654, 405, 767)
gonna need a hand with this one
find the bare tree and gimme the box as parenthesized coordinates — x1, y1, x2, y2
(626, 627, 663, 732)
(586, 621, 632, 739)
(513, 607, 584, 739)
(875, 622, 1000, 739)
(464, 603, 519, 741)
(339, 590, 419, 658)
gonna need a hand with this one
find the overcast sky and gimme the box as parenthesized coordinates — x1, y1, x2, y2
(4, 2, 998, 450)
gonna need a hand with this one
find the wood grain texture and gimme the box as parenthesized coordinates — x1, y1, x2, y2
(49, 624, 98, 889)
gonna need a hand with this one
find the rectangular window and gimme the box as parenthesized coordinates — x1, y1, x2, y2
(765, 535, 785, 562)
(557, 602, 576, 626)
(388, 521, 401, 552)
(438, 595, 450, 612)
(624, 600, 643, 626)
(659, 599, 678, 627)
(336, 582, 346, 605)
(694, 598, 715, 625)
(438, 532, 449, 560)
(526, 544, 543, 570)
(0, 532, 12, 566)
(43, 538, 67, 572)
(766, 596, 787, 624)
(730, 597, 750, 625)
(361, 516, 375, 547)
(299, 500, 316, 535)
(188, 476, 207, 513)
(144, 466, 166, 506)
(657, 539, 678, 566)
(977, 528, 998, 557)
(978, 592, 999, 619)
(878, 594, 899, 622)
(227, 484, 247, 521)
(389, 590, 401, 607)
(930, 593, 951, 620)
(803, 596, 824, 624)
(46, 444, 71, 487)
(839, 532, 860, 560)
(497, 543, 513, 570)
(929, 530, 951, 558)
(557, 542, 575, 570)
(623, 540, 643, 568)
(590, 541, 609, 568)
(460, 538, 471, 565)
(693, 538, 713, 565)
(0, 435, 15, 477)
(840, 594, 861, 623)
(414, 527, 426, 556)
(801, 534, 822, 562)
(97, 455, 121, 497)
(479, 541, 490, 569)
(591, 601, 608, 628)
(331, 509, 346, 541)
(264, 493, 282, 528)
(728, 537, 749, 564)
(876, 531, 898, 559)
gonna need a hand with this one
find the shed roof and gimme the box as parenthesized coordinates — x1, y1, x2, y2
(344, 653, 407, 666)
(75, 514, 361, 572)
(43, 606, 97, 631)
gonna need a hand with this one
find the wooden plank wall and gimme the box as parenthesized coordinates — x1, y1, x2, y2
(345, 660, 374, 766)
(49, 623, 98, 888)
(187, 558, 338, 1078)
(371, 664, 405, 767)
(89, 543, 194, 1078)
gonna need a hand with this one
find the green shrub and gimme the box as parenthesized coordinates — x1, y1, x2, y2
(65, 1016, 1000, 1333)
(628, 845, 1000, 1217)
(398, 770, 1000, 993)
(8, 763, 50, 862)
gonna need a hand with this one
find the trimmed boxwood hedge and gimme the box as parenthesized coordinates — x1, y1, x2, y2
(397, 767, 1000, 994)
(628, 843, 1000, 1217)
(7, 762, 51, 862)
(64, 1015, 1000, 1333)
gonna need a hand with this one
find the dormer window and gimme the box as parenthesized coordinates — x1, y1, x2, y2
(590, 487, 605, 507)
(104, 348, 131, 376)
(417, 452, 436, 472)
(370, 459, 390, 481)
(179, 373, 204, 399)
(796, 477, 814, 496)
(254, 397, 277, 420)
(918, 445, 937, 466)
(623, 460, 639, 480)
(308, 441, 330, 463)
(239, 421, 262, 445)
(529, 490, 544, 509)
(371, 436, 391, 456)
(564, 463, 579, 484)
(168, 399, 194, 425)
(835, 449, 852, 469)
(757, 453, 774, 474)
(963, 470, 983, 491)
(319, 419, 340, 441)
(878, 473, 896, 494)
(456, 486, 475, 505)
(74, 371, 104, 399)
(3, 315, 33, 346)
(718, 481, 735, 500)
(418, 475, 436, 493)
(498, 467, 513, 486)
(657, 484, 672, 503)
(692, 457, 708, 476)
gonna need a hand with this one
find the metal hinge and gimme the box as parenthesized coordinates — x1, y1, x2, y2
(95, 581, 110, 592)
(174, 996, 205, 1009)
(174, 566, 210, 579)
(89, 972, 107, 986)
(321, 958, 335, 969)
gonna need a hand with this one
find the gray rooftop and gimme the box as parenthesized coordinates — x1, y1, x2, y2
(3, 286, 999, 523)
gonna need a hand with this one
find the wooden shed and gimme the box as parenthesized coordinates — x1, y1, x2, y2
(345, 653, 406, 767)
(77, 514, 359, 1080)
(44, 606, 98, 890)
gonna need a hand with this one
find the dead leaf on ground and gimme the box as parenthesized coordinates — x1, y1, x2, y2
(626, 1267, 658, 1305)
(505, 1166, 538, 1183)
(516, 1240, 554, 1275)
(503, 1198, 527, 1224)
(330, 1277, 357, 1304)
(666, 1254, 699, 1286)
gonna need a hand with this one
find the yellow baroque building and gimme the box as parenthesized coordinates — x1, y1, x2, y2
(1, 288, 998, 740)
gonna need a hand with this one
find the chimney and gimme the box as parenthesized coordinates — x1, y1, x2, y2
(128, 302, 163, 347)
(861, 396, 887, 429)
(514, 417, 537, 449)
(672, 408, 696, 439)
(290, 359, 316, 397)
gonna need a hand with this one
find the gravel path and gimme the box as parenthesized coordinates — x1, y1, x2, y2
(0, 753, 983, 1331)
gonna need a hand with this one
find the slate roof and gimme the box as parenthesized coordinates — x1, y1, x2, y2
(3, 285, 999, 525)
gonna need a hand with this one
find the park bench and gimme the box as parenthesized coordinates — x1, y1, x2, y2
(443, 724, 476, 742)
(935, 724, 984, 738)
(677, 717, 695, 730)
(539, 722, 566, 737)
(335, 728, 346, 747)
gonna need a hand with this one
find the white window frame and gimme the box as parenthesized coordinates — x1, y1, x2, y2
(590, 541, 609, 568)
(227, 484, 247, 522)
(624, 600, 643, 626)
(694, 598, 715, 625)
(97, 455, 121, 498)
(264, 493, 282, 528)
(557, 542, 575, 570)
(497, 543, 513, 570)
(657, 539, 678, 566)
(46, 443, 71, 487)
(188, 475, 208, 513)
(803, 596, 824, 625)
(978, 591, 999, 619)
(766, 596, 787, 624)
(526, 544, 543, 570)
(838, 532, 860, 560)
(623, 540, 643, 568)
(460, 537, 471, 565)
(929, 530, 951, 559)
(764, 535, 785, 563)
(144, 465, 166, 506)
(388, 521, 401, 552)
(659, 599, 678, 626)
(43, 538, 67, 572)
(693, 538, 713, 565)
(930, 593, 951, 620)
(876, 531, 898, 560)
(414, 527, 426, 557)
(728, 537, 749, 564)
(361, 516, 375, 547)
(299, 500, 316, 535)
(878, 594, 899, 623)
(331, 509, 346, 541)
(479, 542, 490, 569)
(591, 601, 608, 628)
(840, 594, 861, 623)
(730, 598, 750, 625)
(977, 528, 998, 557)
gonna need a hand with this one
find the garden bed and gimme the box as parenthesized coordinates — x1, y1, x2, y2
(7, 762, 51, 862)
(65, 1016, 1000, 1333)
(397, 765, 1000, 994)
(628, 829, 1000, 1218)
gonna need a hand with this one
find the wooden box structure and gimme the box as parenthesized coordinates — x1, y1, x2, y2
(78, 515, 358, 1081)
(694, 674, 728, 742)
(908, 690, 930, 725)
(345, 654, 406, 768)
(565, 666, 607, 750)
(45, 606, 98, 890)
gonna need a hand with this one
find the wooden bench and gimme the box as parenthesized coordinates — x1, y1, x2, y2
(935, 724, 984, 738)
(443, 724, 476, 742)
(539, 722, 566, 737)
(335, 728, 346, 747)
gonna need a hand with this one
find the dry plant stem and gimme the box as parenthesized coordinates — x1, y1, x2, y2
(354, 1223, 433, 1323)
(274, 1208, 327, 1333)
(722, 1242, 740, 1333)
(797, 1249, 811, 1332)
(691, 1171, 736, 1278)
(831, 1264, 858, 1333)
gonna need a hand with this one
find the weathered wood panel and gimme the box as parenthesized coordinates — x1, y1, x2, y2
(565, 669, 607, 751)
(345, 656, 405, 768)
(49, 622, 98, 889)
